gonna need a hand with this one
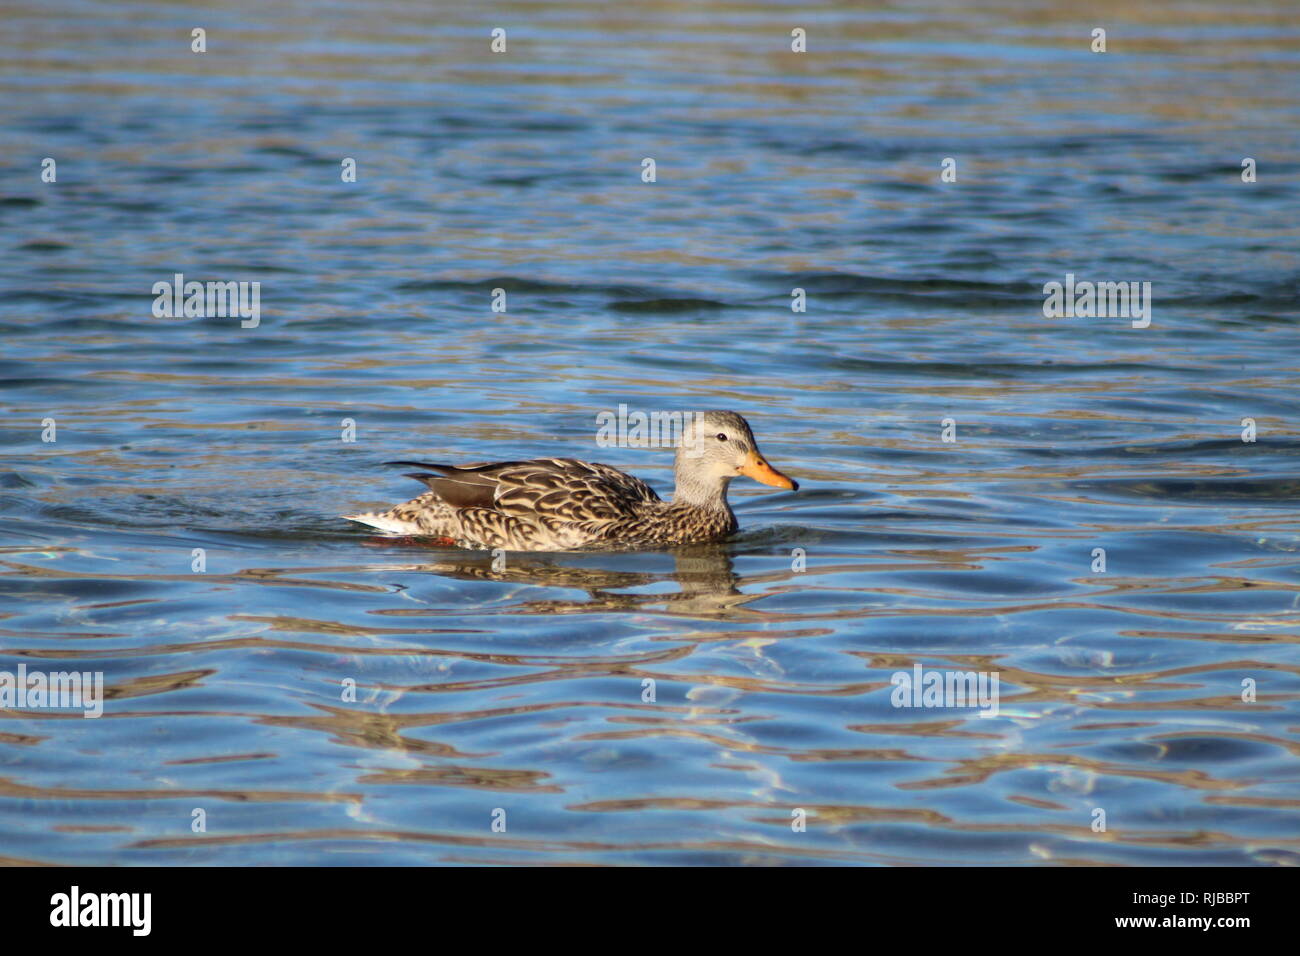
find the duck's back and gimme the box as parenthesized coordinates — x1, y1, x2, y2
(385, 457, 661, 549)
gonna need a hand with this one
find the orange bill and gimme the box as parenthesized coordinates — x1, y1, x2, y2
(738, 452, 799, 490)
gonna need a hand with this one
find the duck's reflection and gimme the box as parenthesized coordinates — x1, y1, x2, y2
(362, 540, 765, 617)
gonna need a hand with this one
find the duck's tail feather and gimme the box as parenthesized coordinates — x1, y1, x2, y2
(342, 511, 429, 535)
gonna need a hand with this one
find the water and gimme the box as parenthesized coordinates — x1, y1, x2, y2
(1, 0, 1298, 866)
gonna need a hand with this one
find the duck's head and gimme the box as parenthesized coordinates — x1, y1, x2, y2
(674, 410, 798, 502)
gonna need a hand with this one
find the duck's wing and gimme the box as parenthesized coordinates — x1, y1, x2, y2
(387, 459, 529, 510)
(389, 457, 661, 523)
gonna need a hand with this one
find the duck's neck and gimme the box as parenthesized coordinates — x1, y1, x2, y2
(671, 463, 733, 514)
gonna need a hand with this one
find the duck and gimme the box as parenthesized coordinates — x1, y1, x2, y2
(343, 410, 798, 551)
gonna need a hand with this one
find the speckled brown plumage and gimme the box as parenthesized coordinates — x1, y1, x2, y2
(343, 410, 798, 551)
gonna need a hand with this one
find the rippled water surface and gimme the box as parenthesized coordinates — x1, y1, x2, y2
(1, 0, 1298, 865)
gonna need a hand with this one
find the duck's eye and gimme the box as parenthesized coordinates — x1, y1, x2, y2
(716, 433, 728, 442)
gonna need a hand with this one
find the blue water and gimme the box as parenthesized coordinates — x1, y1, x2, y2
(1, 0, 1298, 865)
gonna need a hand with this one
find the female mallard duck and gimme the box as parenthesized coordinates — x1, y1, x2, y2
(343, 410, 798, 551)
